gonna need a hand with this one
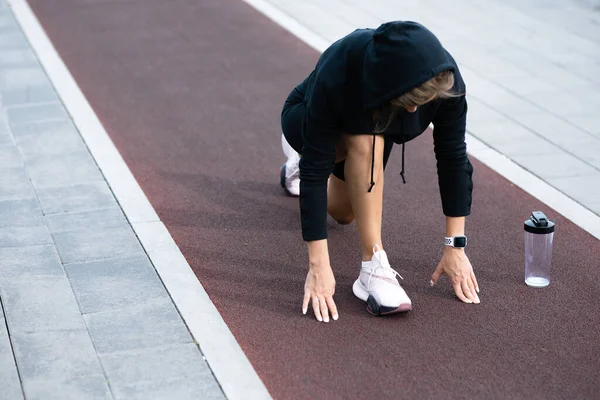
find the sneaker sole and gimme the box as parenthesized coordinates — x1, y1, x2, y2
(352, 279, 412, 316)
(280, 163, 298, 197)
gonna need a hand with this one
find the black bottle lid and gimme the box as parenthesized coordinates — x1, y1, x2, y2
(524, 211, 555, 234)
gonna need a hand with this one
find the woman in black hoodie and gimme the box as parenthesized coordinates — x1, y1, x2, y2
(280, 21, 480, 322)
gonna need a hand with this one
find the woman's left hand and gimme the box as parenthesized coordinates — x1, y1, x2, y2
(430, 247, 480, 304)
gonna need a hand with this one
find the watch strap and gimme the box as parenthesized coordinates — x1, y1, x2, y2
(444, 236, 467, 248)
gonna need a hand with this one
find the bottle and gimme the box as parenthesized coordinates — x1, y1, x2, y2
(524, 211, 555, 288)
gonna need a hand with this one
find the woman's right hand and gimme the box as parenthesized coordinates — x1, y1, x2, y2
(302, 264, 338, 322)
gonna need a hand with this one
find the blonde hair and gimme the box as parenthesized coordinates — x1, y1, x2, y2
(373, 71, 459, 133)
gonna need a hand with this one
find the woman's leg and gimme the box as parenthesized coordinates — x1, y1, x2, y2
(343, 134, 385, 261)
(280, 88, 305, 197)
(327, 175, 354, 225)
(327, 140, 355, 225)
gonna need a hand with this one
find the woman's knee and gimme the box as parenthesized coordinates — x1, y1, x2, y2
(343, 134, 384, 161)
(328, 206, 355, 225)
(327, 175, 354, 224)
(333, 213, 355, 225)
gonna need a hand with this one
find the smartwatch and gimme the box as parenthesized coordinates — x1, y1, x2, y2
(444, 235, 467, 248)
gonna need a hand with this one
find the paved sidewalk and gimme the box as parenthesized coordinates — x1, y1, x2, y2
(0, 2, 225, 399)
(257, 0, 600, 215)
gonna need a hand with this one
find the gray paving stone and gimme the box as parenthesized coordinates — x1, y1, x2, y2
(0, 315, 24, 400)
(52, 225, 144, 264)
(6, 102, 69, 127)
(0, 167, 35, 201)
(0, 48, 38, 69)
(467, 119, 557, 148)
(530, 63, 591, 90)
(548, 173, 600, 206)
(65, 255, 168, 314)
(0, 226, 52, 248)
(45, 208, 128, 234)
(526, 90, 600, 117)
(0, 66, 49, 91)
(559, 141, 600, 170)
(0, 131, 12, 146)
(0, 121, 13, 146)
(101, 344, 224, 400)
(0, 144, 23, 167)
(1, 84, 59, 107)
(511, 152, 598, 179)
(0, 12, 17, 29)
(11, 330, 109, 400)
(25, 151, 103, 189)
(488, 139, 560, 158)
(453, 66, 506, 100)
(477, 93, 542, 116)
(0, 245, 64, 281)
(10, 119, 76, 140)
(0, 198, 44, 228)
(36, 182, 117, 215)
(567, 62, 600, 84)
(498, 76, 562, 97)
(566, 116, 600, 137)
(0, 30, 28, 50)
(21, 374, 112, 400)
(460, 53, 531, 80)
(510, 113, 599, 146)
(467, 119, 561, 157)
(465, 97, 507, 122)
(14, 125, 86, 159)
(84, 300, 192, 354)
(1, 277, 86, 334)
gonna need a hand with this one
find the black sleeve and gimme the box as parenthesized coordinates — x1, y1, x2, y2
(432, 95, 473, 217)
(299, 83, 339, 242)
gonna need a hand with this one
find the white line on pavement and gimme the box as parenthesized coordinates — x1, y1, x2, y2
(243, 0, 600, 240)
(9, 0, 273, 398)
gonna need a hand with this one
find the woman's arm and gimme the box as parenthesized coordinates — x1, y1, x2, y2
(430, 85, 479, 304)
(432, 94, 473, 218)
(298, 81, 341, 322)
(446, 215, 465, 237)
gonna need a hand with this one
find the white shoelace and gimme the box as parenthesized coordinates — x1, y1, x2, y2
(366, 245, 404, 290)
(288, 164, 300, 180)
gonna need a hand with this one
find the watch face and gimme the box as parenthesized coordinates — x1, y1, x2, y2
(454, 236, 467, 247)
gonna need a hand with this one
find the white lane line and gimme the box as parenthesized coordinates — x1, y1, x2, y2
(243, 0, 330, 52)
(9, 1, 272, 398)
(243, 0, 600, 240)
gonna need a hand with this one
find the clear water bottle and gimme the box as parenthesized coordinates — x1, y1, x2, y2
(524, 211, 555, 288)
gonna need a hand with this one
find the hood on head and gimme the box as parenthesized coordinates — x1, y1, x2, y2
(362, 21, 455, 111)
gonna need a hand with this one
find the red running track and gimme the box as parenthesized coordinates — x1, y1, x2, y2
(28, 0, 600, 398)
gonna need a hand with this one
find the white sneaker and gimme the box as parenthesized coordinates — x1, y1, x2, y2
(280, 151, 300, 197)
(352, 245, 412, 315)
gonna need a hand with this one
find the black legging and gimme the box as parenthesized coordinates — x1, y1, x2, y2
(281, 82, 394, 181)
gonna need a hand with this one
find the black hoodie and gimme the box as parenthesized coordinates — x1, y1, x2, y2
(297, 21, 473, 241)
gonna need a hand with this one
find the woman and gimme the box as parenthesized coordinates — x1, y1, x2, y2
(280, 21, 480, 323)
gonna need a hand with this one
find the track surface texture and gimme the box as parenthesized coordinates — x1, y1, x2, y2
(29, 0, 600, 398)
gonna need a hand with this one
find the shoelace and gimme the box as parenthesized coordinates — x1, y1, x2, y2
(288, 164, 300, 179)
(366, 245, 404, 290)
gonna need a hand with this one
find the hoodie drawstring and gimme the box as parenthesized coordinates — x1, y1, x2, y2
(367, 134, 376, 192)
(367, 125, 407, 193)
(400, 129, 406, 184)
